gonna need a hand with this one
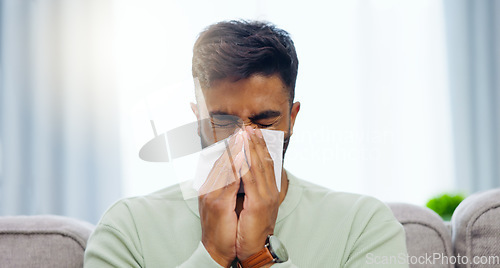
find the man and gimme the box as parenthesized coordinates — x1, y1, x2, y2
(84, 20, 408, 267)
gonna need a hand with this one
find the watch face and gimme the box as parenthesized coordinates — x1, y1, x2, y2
(268, 235, 289, 263)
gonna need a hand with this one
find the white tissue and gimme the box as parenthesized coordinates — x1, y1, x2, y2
(192, 129, 284, 194)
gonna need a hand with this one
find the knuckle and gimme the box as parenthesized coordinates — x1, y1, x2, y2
(249, 140, 256, 149)
(260, 138, 267, 146)
(244, 176, 256, 185)
(265, 158, 274, 168)
(253, 198, 265, 208)
(267, 193, 278, 203)
(257, 162, 265, 172)
(211, 199, 225, 211)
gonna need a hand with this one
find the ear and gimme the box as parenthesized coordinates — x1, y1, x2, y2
(190, 102, 201, 137)
(289, 102, 300, 136)
(190, 102, 200, 120)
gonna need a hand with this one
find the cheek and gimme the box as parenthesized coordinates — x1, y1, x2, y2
(199, 121, 216, 145)
(269, 117, 290, 134)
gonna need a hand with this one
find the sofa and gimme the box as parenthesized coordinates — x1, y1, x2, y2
(0, 188, 498, 268)
(389, 188, 500, 268)
(0, 215, 93, 268)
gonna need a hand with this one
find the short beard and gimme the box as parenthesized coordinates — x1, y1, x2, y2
(282, 119, 292, 160)
(282, 132, 291, 160)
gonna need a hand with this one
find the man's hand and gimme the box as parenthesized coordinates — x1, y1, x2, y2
(199, 133, 246, 267)
(236, 126, 280, 261)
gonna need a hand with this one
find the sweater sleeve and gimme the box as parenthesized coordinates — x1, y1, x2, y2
(271, 259, 299, 267)
(84, 200, 223, 268)
(83, 201, 144, 267)
(84, 223, 143, 267)
(176, 242, 223, 267)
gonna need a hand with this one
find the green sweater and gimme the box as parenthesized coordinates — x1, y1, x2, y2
(84, 172, 409, 267)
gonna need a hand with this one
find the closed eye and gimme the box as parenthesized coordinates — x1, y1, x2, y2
(256, 122, 274, 128)
(211, 120, 238, 128)
(253, 117, 280, 128)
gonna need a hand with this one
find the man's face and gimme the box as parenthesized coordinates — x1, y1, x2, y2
(192, 74, 300, 154)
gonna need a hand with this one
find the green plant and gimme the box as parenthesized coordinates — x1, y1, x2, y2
(426, 193, 466, 221)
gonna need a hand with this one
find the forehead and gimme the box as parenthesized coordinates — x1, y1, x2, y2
(201, 74, 290, 116)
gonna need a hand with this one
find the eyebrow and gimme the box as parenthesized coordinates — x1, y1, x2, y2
(249, 110, 281, 121)
(209, 110, 281, 120)
(209, 111, 233, 116)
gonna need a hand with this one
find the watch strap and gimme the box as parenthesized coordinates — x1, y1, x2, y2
(239, 246, 274, 268)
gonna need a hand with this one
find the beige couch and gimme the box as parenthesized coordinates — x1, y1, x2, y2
(0, 189, 498, 268)
(0, 215, 93, 268)
(389, 188, 500, 268)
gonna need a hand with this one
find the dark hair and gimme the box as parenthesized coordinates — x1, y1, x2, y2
(192, 20, 299, 105)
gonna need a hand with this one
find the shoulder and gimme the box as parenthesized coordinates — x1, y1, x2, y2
(289, 173, 397, 225)
(278, 173, 407, 266)
(287, 173, 406, 257)
(98, 183, 191, 227)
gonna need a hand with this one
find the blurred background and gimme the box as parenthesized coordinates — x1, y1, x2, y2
(0, 0, 498, 224)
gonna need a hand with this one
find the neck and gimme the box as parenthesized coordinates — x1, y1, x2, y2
(235, 169, 289, 217)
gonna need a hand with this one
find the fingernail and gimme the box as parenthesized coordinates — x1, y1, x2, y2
(243, 131, 250, 140)
(255, 128, 263, 138)
(246, 126, 255, 135)
(235, 132, 243, 144)
(233, 151, 244, 166)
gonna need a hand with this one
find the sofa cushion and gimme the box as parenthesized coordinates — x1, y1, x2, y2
(388, 203, 453, 268)
(0, 215, 94, 268)
(451, 188, 500, 268)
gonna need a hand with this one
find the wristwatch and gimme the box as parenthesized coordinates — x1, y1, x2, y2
(239, 235, 288, 268)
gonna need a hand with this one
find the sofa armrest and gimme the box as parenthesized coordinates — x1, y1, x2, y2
(388, 203, 453, 268)
(0, 215, 94, 268)
(451, 188, 500, 268)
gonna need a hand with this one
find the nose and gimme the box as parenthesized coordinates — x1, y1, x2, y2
(240, 121, 258, 130)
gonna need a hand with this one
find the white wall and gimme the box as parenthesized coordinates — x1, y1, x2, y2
(115, 0, 455, 205)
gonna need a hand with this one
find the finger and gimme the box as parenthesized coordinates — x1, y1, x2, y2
(254, 128, 278, 192)
(241, 130, 251, 177)
(252, 128, 273, 166)
(200, 155, 241, 198)
(228, 130, 247, 175)
(216, 130, 247, 194)
(238, 127, 258, 195)
(202, 139, 235, 193)
(238, 133, 251, 183)
(218, 131, 245, 182)
(248, 127, 276, 193)
(241, 126, 268, 196)
(199, 133, 243, 195)
(198, 152, 230, 196)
